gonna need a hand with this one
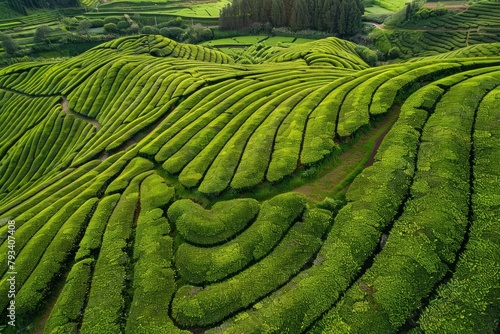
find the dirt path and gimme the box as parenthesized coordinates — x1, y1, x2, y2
(61, 97, 101, 130)
(294, 108, 400, 203)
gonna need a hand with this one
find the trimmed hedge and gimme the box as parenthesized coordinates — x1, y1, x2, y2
(168, 198, 259, 246)
(125, 173, 186, 333)
(173, 207, 331, 327)
(417, 78, 500, 334)
(310, 71, 500, 334)
(80, 172, 149, 333)
(43, 258, 93, 334)
(174, 193, 306, 284)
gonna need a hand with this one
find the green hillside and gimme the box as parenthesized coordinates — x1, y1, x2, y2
(0, 34, 499, 334)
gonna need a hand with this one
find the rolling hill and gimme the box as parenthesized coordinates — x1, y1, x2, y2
(0, 35, 499, 333)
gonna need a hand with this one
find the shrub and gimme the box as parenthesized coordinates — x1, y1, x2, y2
(104, 23, 118, 34)
(103, 16, 120, 24)
(172, 207, 331, 327)
(388, 46, 401, 59)
(0, 33, 18, 55)
(116, 20, 130, 31)
(141, 25, 159, 35)
(355, 45, 378, 66)
(174, 193, 306, 284)
(91, 19, 104, 27)
(168, 198, 260, 246)
(159, 27, 184, 40)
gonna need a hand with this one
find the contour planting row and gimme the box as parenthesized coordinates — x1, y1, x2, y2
(205, 78, 433, 334)
(409, 43, 500, 62)
(415, 80, 500, 334)
(264, 37, 369, 70)
(172, 194, 332, 327)
(309, 69, 500, 334)
(205, 64, 500, 334)
(105, 35, 234, 64)
(172, 194, 306, 285)
(134, 58, 500, 194)
(417, 1, 500, 30)
(0, 104, 95, 193)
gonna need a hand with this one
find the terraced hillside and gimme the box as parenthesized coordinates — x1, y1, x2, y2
(375, 0, 500, 58)
(0, 35, 499, 333)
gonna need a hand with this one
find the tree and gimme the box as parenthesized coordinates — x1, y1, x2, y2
(346, 0, 362, 35)
(159, 27, 184, 40)
(0, 33, 18, 55)
(141, 25, 160, 35)
(77, 19, 92, 35)
(116, 20, 130, 31)
(338, 0, 349, 36)
(34, 25, 52, 44)
(104, 23, 118, 33)
(271, 0, 286, 27)
(290, 0, 311, 31)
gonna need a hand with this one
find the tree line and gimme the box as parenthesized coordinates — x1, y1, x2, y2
(8, 0, 79, 14)
(219, 0, 364, 36)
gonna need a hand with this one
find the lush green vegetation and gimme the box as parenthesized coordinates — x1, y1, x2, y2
(0, 0, 500, 330)
(219, 0, 364, 36)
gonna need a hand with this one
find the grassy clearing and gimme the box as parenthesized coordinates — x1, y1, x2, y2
(364, 4, 395, 15)
(373, 0, 408, 11)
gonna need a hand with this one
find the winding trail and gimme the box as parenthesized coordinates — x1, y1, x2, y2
(60, 97, 101, 130)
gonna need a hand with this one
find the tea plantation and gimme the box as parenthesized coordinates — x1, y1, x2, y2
(0, 34, 499, 333)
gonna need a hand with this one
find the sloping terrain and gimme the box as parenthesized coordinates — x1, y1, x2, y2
(0, 36, 499, 333)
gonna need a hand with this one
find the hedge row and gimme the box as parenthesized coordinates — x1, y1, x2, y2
(75, 194, 120, 262)
(231, 85, 317, 190)
(105, 157, 155, 195)
(79, 172, 149, 333)
(163, 77, 309, 177)
(125, 173, 185, 333)
(14, 198, 97, 319)
(168, 198, 259, 246)
(174, 193, 306, 284)
(299, 77, 355, 164)
(173, 206, 331, 327)
(196, 82, 312, 194)
(205, 81, 442, 333)
(168, 81, 279, 180)
(417, 75, 500, 334)
(156, 79, 259, 163)
(311, 71, 500, 333)
(43, 258, 93, 334)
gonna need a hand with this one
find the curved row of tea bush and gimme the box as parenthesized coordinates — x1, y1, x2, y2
(168, 198, 260, 246)
(310, 69, 500, 334)
(173, 193, 306, 285)
(172, 206, 331, 327)
(416, 84, 500, 334)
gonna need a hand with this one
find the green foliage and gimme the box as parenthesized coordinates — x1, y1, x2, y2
(172, 206, 330, 327)
(91, 19, 105, 28)
(174, 193, 306, 284)
(159, 27, 184, 40)
(43, 258, 93, 334)
(220, 0, 364, 36)
(78, 19, 93, 35)
(355, 45, 378, 65)
(104, 16, 121, 24)
(0, 33, 18, 55)
(104, 22, 118, 33)
(141, 25, 160, 35)
(33, 25, 52, 44)
(168, 198, 260, 246)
